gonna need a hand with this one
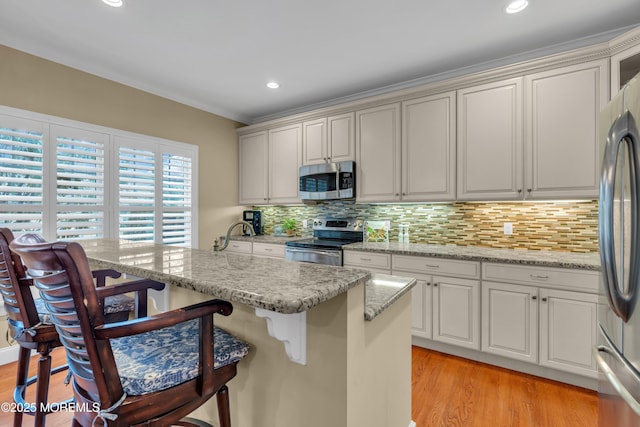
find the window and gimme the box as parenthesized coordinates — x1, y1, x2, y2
(0, 107, 198, 247)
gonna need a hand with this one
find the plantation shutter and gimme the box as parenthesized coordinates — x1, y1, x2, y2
(117, 142, 156, 242)
(0, 115, 46, 236)
(53, 125, 108, 240)
(162, 152, 193, 246)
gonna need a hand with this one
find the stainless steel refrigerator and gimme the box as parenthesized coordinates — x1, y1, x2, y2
(597, 72, 640, 426)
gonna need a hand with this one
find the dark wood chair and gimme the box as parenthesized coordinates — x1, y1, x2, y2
(0, 228, 166, 427)
(10, 233, 250, 427)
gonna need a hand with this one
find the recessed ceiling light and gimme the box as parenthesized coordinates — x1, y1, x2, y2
(506, 0, 528, 14)
(266, 82, 280, 89)
(102, 0, 123, 7)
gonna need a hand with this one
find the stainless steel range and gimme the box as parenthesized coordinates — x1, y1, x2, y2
(285, 217, 364, 266)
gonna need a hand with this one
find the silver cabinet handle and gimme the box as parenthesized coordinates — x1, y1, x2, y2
(532, 296, 537, 300)
(425, 264, 440, 269)
(530, 274, 548, 280)
(359, 257, 372, 262)
(595, 344, 640, 416)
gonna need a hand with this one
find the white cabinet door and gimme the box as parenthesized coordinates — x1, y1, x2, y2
(238, 131, 269, 205)
(402, 92, 456, 202)
(411, 279, 432, 339)
(457, 78, 523, 200)
(328, 112, 355, 162)
(394, 270, 433, 339)
(539, 288, 598, 378)
(524, 60, 607, 199)
(432, 275, 480, 350)
(268, 124, 302, 204)
(302, 118, 327, 165)
(482, 281, 538, 363)
(356, 103, 401, 202)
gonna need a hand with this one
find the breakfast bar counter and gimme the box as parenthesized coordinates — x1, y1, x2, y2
(79, 238, 371, 314)
(78, 239, 415, 427)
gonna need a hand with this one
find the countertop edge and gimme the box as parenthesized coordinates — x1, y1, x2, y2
(364, 274, 417, 321)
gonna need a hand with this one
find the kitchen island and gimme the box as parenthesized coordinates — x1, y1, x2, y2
(79, 239, 416, 427)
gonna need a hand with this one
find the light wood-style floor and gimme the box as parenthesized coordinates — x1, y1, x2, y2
(412, 346, 598, 427)
(0, 346, 598, 426)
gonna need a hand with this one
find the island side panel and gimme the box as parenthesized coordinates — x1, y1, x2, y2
(347, 288, 413, 427)
(165, 283, 352, 427)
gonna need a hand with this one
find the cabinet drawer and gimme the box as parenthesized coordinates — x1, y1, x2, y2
(225, 240, 252, 254)
(252, 242, 285, 258)
(392, 255, 480, 279)
(343, 251, 391, 269)
(482, 262, 599, 293)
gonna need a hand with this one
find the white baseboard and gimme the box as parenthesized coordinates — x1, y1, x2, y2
(0, 344, 20, 365)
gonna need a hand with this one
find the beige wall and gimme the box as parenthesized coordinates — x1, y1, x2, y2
(0, 44, 245, 250)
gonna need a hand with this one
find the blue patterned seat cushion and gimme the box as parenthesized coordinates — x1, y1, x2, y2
(111, 319, 250, 396)
(34, 294, 135, 323)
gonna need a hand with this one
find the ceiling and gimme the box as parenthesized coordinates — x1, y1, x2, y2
(1, 1, 640, 125)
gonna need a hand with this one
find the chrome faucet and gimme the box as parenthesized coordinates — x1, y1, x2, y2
(213, 221, 255, 252)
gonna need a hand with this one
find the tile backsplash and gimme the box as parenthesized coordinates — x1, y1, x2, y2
(253, 200, 599, 253)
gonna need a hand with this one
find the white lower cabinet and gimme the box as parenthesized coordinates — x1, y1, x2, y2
(252, 242, 285, 258)
(343, 251, 391, 274)
(406, 272, 433, 339)
(225, 240, 252, 254)
(482, 281, 538, 363)
(432, 276, 480, 350)
(539, 288, 598, 377)
(393, 255, 480, 348)
(480, 263, 598, 379)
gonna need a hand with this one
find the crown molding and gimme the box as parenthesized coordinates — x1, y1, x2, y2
(238, 25, 637, 135)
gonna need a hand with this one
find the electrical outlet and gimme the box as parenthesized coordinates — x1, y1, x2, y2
(302, 219, 308, 228)
(504, 222, 513, 235)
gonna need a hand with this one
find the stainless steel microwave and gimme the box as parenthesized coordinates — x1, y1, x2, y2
(299, 161, 355, 201)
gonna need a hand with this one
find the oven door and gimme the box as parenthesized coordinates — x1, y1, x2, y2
(285, 247, 342, 266)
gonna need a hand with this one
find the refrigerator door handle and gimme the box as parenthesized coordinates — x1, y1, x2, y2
(599, 110, 640, 322)
(595, 344, 640, 416)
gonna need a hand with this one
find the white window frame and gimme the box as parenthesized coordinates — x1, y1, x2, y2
(0, 105, 199, 247)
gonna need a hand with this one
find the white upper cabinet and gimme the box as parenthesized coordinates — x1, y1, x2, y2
(302, 118, 327, 165)
(457, 78, 524, 200)
(610, 26, 640, 96)
(327, 112, 356, 163)
(268, 124, 302, 204)
(524, 59, 607, 199)
(402, 92, 456, 201)
(239, 131, 269, 205)
(356, 103, 402, 202)
(238, 125, 301, 206)
(457, 61, 605, 201)
(303, 112, 355, 165)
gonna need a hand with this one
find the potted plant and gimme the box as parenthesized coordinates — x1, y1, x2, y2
(282, 218, 297, 236)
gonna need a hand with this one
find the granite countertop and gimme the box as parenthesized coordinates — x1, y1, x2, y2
(344, 242, 601, 271)
(365, 273, 416, 321)
(80, 239, 369, 315)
